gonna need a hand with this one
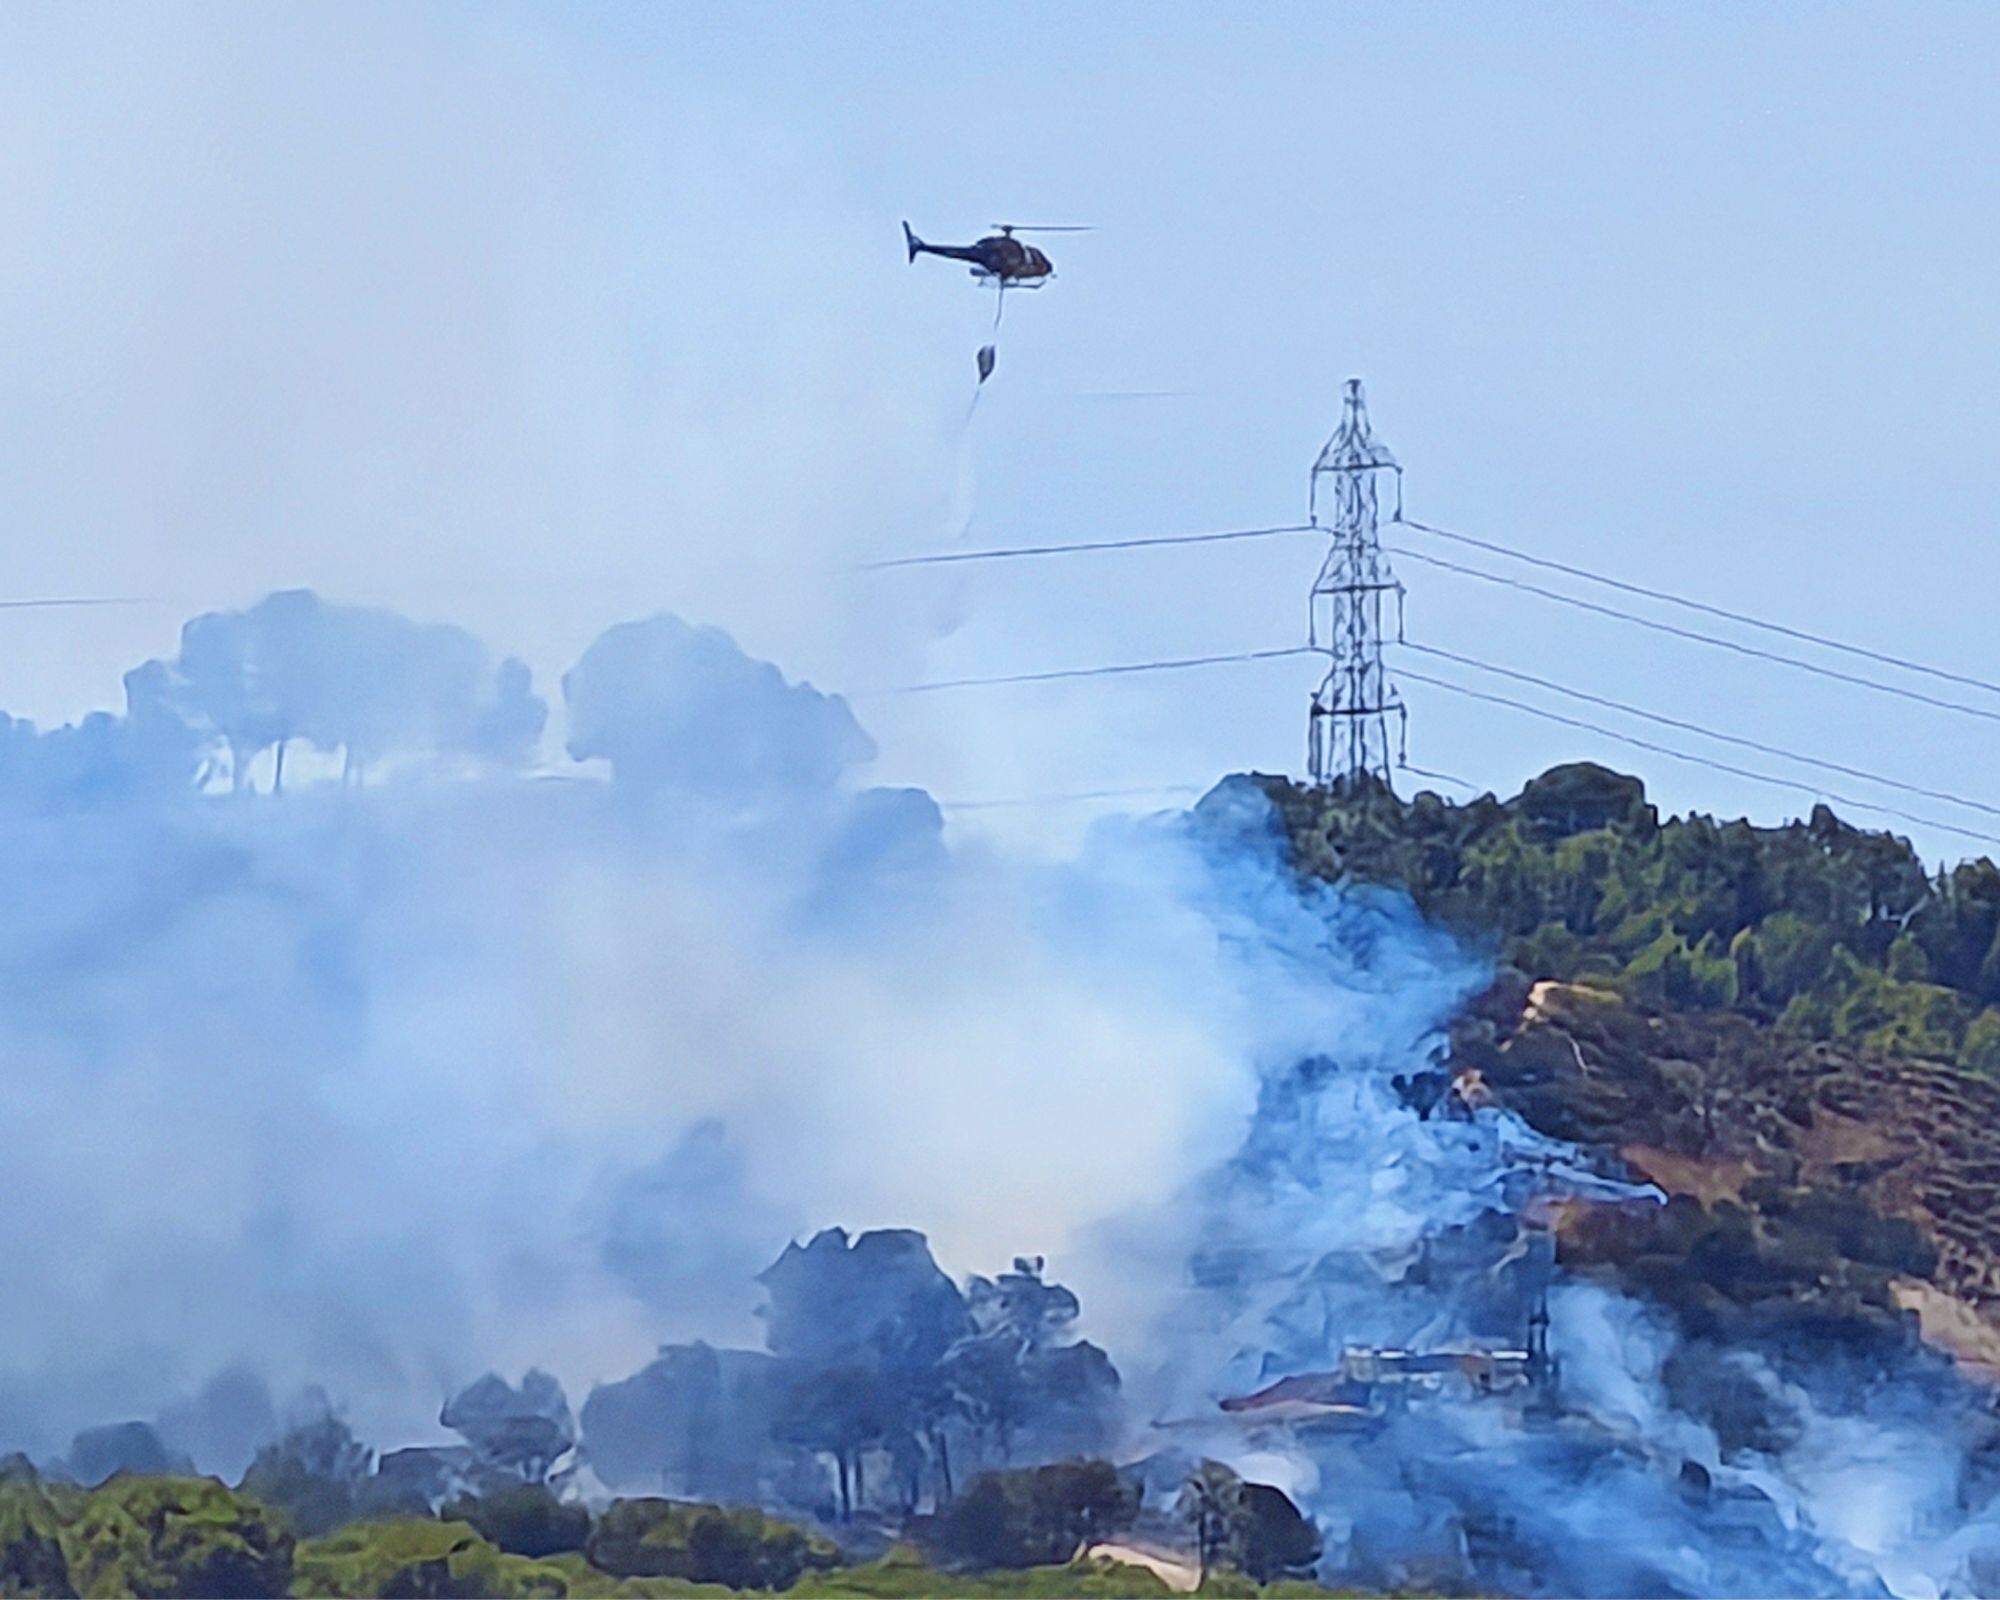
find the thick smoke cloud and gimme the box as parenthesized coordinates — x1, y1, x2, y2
(1105, 791, 2000, 1598)
(0, 591, 1263, 1464)
(564, 614, 873, 800)
(161, 589, 549, 786)
(0, 590, 544, 809)
(11, 588, 2000, 1596)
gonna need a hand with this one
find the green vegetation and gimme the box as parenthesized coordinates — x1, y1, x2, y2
(584, 1501, 839, 1590)
(1174, 1465, 1320, 1589)
(62, 1476, 292, 1599)
(0, 1464, 1361, 1598)
(792, 1544, 1168, 1597)
(1264, 763, 2000, 1072)
(444, 1487, 592, 1561)
(923, 1461, 1139, 1571)
(0, 1476, 73, 1598)
(291, 1519, 574, 1598)
(789, 1545, 1347, 1597)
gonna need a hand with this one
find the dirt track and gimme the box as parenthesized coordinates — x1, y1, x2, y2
(1085, 1541, 1200, 1593)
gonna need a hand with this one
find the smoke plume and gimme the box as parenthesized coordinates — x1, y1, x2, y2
(0, 592, 1260, 1461)
(7, 590, 2000, 1596)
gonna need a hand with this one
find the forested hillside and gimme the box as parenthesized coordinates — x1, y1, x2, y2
(1260, 762, 2000, 1374)
(1261, 762, 2000, 1074)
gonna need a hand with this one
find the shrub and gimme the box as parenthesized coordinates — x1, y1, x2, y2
(584, 1499, 839, 1590)
(1232, 1483, 1322, 1584)
(926, 1461, 1139, 1570)
(0, 1476, 73, 1598)
(442, 1484, 591, 1559)
(61, 1475, 292, 1599)
(291, 1517, 569, 1598)
(1963, 1008, 2000, 1076)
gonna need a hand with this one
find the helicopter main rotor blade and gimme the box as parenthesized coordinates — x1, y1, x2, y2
(992, 223, 1096, 233)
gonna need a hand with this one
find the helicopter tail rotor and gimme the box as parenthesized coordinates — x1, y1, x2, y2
(902, 220, 923, 262)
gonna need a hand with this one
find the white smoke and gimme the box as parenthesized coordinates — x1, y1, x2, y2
(1106, 788, 2000, 1597)
(7, 590, 2000, 1596)
(0, 596, 1270, 1461)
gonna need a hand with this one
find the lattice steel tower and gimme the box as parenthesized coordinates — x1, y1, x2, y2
(1306, 378, 1406, 788)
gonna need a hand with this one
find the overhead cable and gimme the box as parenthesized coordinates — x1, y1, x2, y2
(1398, 761, 1480, 794)
(1397, 640, 2000, 823)
(1394, 665, 2000, 851)
(937, 783, 1205, 811)
(1398, 517, 2000, 702)
(862, 523, 1311, 572)
(868, 512, 2000, 728)
(1385, 544, 2000, 730)
(0, 596, 149, 610)
(870, 645, 1312, 696)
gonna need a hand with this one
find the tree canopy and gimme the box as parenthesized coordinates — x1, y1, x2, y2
(1258, 763, 2000, 1075)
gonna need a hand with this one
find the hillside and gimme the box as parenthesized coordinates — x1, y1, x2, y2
(1259, 763, 2000, 1374)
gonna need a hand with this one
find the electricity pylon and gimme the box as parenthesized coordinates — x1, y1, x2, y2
(1307, 379, 1406, 789)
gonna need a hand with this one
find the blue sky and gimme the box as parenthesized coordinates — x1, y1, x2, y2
(3, 1, 1996, 855)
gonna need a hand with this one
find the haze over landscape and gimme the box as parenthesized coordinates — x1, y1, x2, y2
(4, 1, 1998, 852)
(4, 6, 2000, 1599)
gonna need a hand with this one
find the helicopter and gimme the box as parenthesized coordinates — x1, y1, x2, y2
(901, 221, 1087, 288)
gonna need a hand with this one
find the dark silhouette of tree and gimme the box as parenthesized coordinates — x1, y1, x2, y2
(1176, 1462, 1238, 1585)
(239, 1414, 374, 1538)
(928, 1461, 1138, 1569)
(439, 1370, 575, 1485)
(440, 1483, 590, 1559)
(771, 1366, 886, 1520)
(1173, 1462, 1321, 1585)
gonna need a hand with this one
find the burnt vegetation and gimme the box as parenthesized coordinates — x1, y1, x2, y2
(1263, 762, 2000, 1370)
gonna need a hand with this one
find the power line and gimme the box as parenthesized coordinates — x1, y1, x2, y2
(0, 596, 148, 610)
(1399, 761, 1480, 794)
(937, 783, 1205, 810)
(1397, 640, 2000, 823)
(1394, 664, 2000, 851)
(861, 523, 1310, 572)
(870, 510, 2000, 732)
(1398, 517, 2000, 702)
(869, 645, 1312, 696)
(1385, 543, 2000, 730)
(867, 512, 2000, 731)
